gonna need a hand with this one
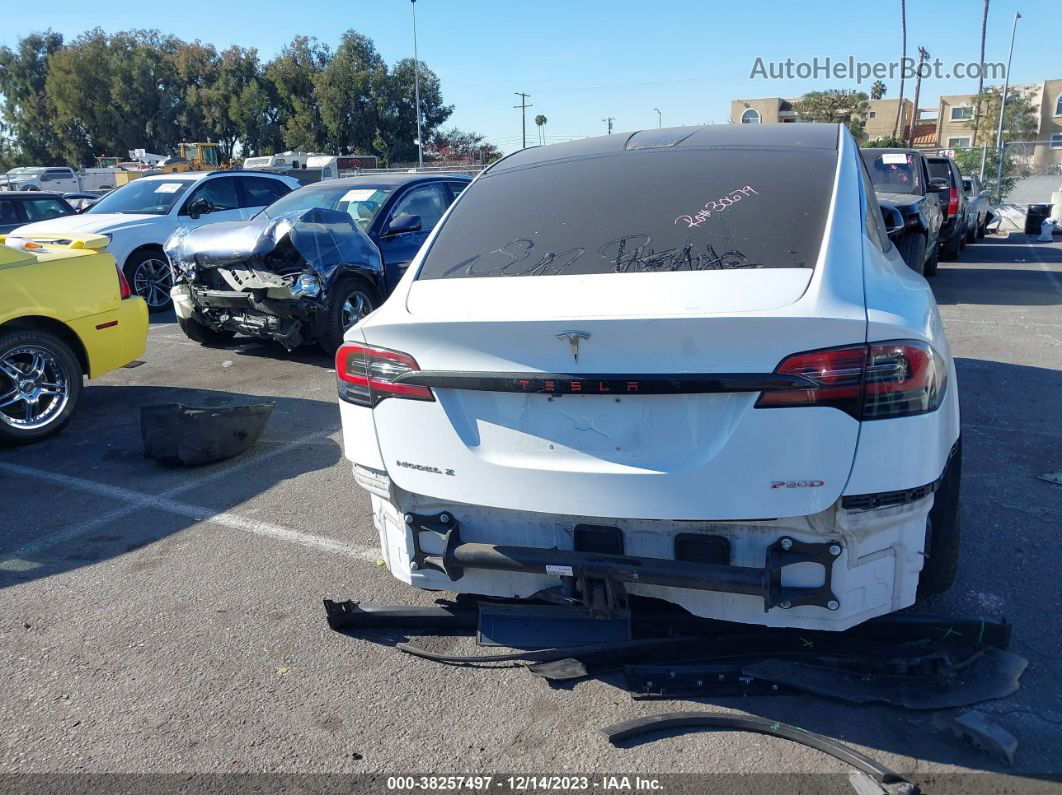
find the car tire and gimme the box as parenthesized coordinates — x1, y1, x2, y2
(977, 216, 987, 239)
(923, 244, 939, 277)
(178, 315, 235, 346)
(314, 277, 377, 356)
(965, 222, 977, 244)
(0, 328, 83, 446)
(894, 232, 927, 275)
(124, 249, 174, 314)
(940, 231, 962, 261)
(918, 440, 962, 597)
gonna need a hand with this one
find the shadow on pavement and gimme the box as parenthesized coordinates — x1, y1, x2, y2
(0, 384, 343, 589)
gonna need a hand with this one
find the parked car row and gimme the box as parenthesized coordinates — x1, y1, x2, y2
(2, 123, 966, 636)
(860, 147, 992, 275)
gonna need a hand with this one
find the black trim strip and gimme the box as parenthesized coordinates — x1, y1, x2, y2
(841, 477, 941, 511)
(393, 370, 816, 395)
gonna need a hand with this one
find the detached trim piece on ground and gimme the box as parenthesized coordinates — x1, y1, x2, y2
(600, 712, 919, 795)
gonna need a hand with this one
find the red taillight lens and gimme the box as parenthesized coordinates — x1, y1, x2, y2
(336, 342, 434, 407)
(755, 340, 946, 420)
(116, 264, 131, 299)
(947, 187, 959, 216)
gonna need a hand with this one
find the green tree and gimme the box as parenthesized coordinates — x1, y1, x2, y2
(870, 80, 887, 100)
(316, 31, 388, 155)
(534, 113, 547, 145)
(865, 135, 906, 148)
(45, 29, 183, 164)
(172, 40, 220, 146)
(207, 46, 264, 161)
(267, 36, 330, 151)
(427, 127, 500, 163)
(0, 32, 66, 165)
(796, 89, 870, 141)
(966, 86, 1038, 145)
(379, 58, 452, 164)
(231, 78, 283, 158)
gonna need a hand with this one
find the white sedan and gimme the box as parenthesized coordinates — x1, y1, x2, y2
(335, 123, 961, 631)
(8, 171, 299, 312)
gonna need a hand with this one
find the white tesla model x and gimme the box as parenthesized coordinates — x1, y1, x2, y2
(335, 123, 961, 631)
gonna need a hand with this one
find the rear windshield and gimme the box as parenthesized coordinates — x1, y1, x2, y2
(927, 160, 953, 182)
(418, 148, 836, 280)
(861, 151, 922, 195)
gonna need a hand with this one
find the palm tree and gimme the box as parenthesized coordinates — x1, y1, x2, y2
(871, 80, 887, 100)
(892, 0, 907, 139)
(534, 114, 547, 145)
(973, 0, 990, 144)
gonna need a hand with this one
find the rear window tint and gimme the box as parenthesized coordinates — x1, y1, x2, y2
(418, 148, 837, 280)
(927, 160, 952, 181)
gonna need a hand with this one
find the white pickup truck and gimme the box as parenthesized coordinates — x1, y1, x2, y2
(1, 166, 123, 193)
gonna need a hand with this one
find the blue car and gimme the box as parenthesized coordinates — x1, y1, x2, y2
(167, 174, 471, 354)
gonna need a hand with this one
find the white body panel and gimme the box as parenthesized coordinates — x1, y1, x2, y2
(337, 125, 960, 630)
(7, 172, 299, 272)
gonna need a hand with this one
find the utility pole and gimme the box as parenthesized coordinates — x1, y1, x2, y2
(907, 46, 929, 146)
(411, 0, 423, 169)
(653, 108, 661, 128)
(603, 116, 615, 134)
(994, 10, 1020, 203)
(513, 92, 532, 149)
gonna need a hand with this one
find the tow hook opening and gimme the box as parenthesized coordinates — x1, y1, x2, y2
(403, 512, 842, 614)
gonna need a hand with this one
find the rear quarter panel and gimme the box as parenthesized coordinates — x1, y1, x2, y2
(0, 249, 148, 378)
(846, 234, 960, 494)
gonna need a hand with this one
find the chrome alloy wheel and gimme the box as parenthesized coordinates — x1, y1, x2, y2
(0, 345, 71, 430)
(341, 292, 373, 330)
(132, 257, 174, 308)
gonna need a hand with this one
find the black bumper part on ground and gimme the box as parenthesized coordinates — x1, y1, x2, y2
(405, 513, 843, 612)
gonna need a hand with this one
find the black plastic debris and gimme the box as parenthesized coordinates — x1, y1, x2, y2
(741, 648, 1027, 710)
(600, 711, 919, 794)
(140, 402, 274, 466)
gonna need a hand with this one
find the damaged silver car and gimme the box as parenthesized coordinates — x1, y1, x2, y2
(166, 208, 383, 354)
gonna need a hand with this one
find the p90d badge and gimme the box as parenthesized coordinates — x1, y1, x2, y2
(771, 480, 824, 489)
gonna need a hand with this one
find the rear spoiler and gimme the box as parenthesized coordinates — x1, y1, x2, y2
(3, 233, 110, 252)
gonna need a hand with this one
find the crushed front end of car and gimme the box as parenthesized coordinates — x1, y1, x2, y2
(166, 208, 383, 349)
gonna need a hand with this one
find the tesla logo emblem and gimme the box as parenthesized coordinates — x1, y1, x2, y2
(556, 330, 590, 362)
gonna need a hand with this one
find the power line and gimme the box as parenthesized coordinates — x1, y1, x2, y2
(513, 92, 532, 149)
(602, 116, 615, 134)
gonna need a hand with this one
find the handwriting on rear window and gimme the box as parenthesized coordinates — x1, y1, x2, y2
(674, 186, 759, 229)
(441, 234, 762, 278)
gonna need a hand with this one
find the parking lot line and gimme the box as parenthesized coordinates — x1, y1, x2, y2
(0, 456, 379, 563)
(1, 427, 342, 559)
(1023, 238, 1062, 293)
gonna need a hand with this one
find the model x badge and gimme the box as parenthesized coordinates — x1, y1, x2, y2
(556, 330, 590, 362)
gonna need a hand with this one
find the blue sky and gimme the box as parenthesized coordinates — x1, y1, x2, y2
(5, 0, 1058, 152)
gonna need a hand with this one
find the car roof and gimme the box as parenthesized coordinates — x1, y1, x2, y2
(862, 147, 924, 155)
(488, 123, 840, 175)
(139, 172, 209, 182)
(0, 191, 66, 199)
(293, 173, 472, 191)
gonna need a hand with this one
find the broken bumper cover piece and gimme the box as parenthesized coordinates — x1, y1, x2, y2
(406, 512, 843, 612)
(140, 402, 274, 466)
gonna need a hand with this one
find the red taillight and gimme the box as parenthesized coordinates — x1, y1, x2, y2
(116, 264, 131, 299)
(755, 340, 946, 420)
(947, 187, 959, 216)
(336, 342, 434, 407)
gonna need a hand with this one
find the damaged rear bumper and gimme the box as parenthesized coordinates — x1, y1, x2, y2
(367, 488, 932, 631)
(406, 512, 843, 613)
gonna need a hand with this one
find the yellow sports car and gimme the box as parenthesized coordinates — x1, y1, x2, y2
(0, 233, 147, 444)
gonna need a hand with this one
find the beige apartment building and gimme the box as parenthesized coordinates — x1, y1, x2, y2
(732, 79, 1062, 170)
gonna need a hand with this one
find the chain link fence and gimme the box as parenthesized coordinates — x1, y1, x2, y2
(928, 141, 1062, 203)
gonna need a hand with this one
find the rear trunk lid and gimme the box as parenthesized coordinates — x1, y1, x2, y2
(360, 130, 868, 520)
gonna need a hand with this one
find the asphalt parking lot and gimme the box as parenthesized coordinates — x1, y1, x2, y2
(2, 232, 1061, 791)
